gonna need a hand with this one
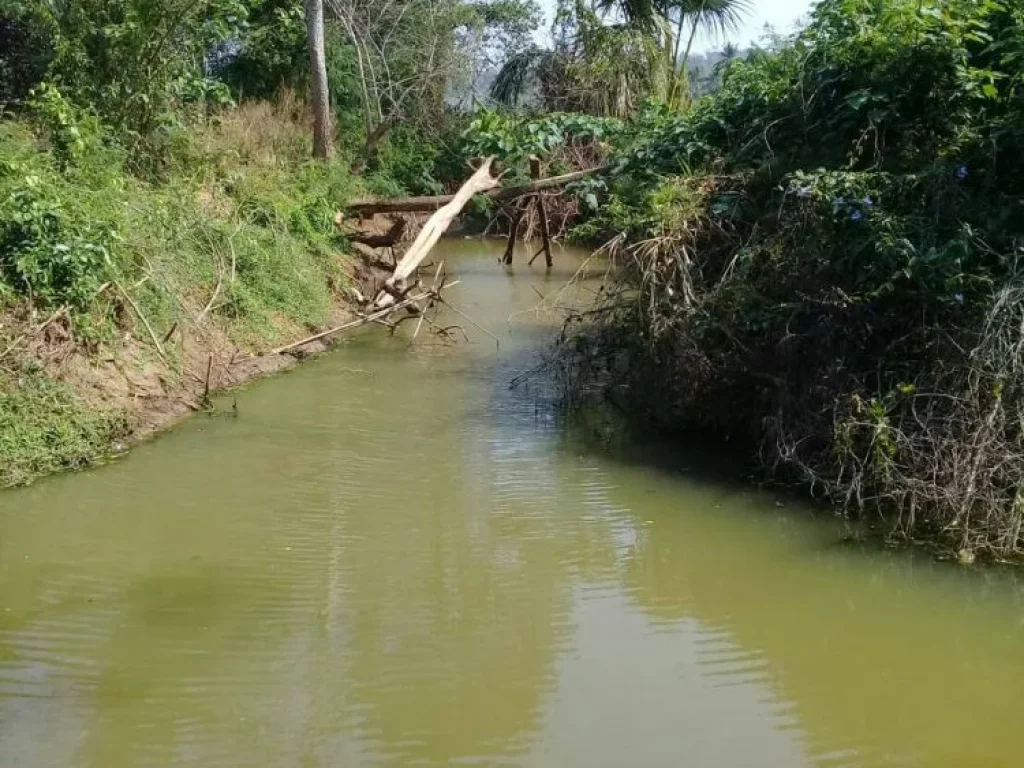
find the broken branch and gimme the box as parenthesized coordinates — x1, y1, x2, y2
(373, 157, 499, 308)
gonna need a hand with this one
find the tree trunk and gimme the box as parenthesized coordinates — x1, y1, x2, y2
(675, 17, 702, 107)
(351, 115, 398, 173)
(665, 11, 686, 106)
(347, 166, 607, 215)
(305, 0, 333, 161)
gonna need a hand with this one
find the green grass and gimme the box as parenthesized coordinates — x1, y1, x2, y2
(0, 98, 364, 484)
(0, 373, 127, 487)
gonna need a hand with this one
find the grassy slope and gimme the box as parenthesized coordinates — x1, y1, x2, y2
(0, 98, 364, 487)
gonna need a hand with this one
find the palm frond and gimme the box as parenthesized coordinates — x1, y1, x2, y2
(594, 0, 664, 34)
(490, 48, 552, 105)
(680, 0, 751, 40)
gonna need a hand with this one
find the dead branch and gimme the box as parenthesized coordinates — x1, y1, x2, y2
(273, 280, 463, 355)
(502, 198, 529, 265)
(373, 158, 499, 308)
(529, 157, 553, 268)
(113, 278, 168, 364)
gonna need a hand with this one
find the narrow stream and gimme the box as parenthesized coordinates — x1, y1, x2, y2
(0, 239, 1022, 767)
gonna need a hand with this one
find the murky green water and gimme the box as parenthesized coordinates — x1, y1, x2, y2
(0, 239, 1022, 767)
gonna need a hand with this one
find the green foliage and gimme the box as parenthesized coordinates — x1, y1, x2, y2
(491, 0, 669, 117)
(567, 0, 1024, 555)
(365, 126, 446, 195)
(0, 173, 116, 309)
(0, 116, 123, 310)
(217, 0, 308, 97)
(491, 0, 750, 114)
(0, 372, 126, 487)
(18, 0, 246, 155)
(0, 5, 55, 107)
(623, 0, 1015, 177)
(0, 95, 357, 338)
(466, 109, 622, 164)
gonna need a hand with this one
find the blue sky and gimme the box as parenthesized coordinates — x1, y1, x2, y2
(537, 0, 817, 53)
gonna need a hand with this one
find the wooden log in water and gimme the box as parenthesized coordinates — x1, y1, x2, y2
(529, 157, 553, 268)
(502, 198, 530, 265)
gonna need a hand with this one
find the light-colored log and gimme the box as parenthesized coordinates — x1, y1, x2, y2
(374, 158, 499, 308)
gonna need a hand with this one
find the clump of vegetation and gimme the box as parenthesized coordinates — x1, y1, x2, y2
(0, 0, 544, 485)
(0, 97, 357, 345)
(0, 95, 363, 484)
(557, 0, 1024, 558)
(0, 371, 127, 487)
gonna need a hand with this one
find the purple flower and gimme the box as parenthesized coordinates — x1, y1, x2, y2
(861, 196, 873, 207)
(850, 210, 862, 222)
(795, 185, 811, 199)
(954, 293, 964, 303)
(956, 164, 968, 181)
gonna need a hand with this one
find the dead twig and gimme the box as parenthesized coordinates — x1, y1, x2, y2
(434, 297, 500, 349)
(273, 284, 458, 355)
(113, 278, 168, 364)
(0, 282, 112, 363)
(412, 261, 445, 344)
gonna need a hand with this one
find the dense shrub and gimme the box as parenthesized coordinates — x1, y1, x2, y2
(0, 96, 357, 338)
(565, 0, 1024, 557)
(0, 6, 55, 107)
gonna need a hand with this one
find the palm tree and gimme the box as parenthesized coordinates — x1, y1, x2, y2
(489, 0, 746, 114)
(490, 4, 666, 118)
(664, 0, 749, 106)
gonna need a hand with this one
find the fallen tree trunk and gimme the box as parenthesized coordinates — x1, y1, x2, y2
(348, 165, 606, 216)
(374, 157, 499, 308)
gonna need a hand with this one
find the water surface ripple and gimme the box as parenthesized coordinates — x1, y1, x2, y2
(0, 240, 1022, 767)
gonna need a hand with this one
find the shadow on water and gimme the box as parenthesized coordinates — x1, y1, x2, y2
(477, 252, 1024, 767)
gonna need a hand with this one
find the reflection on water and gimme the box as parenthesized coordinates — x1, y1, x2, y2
(0, 239, 1021, 767)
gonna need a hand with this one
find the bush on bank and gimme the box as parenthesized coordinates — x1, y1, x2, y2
(0, 90, 365, 486)
(559, 0, 1024, 558)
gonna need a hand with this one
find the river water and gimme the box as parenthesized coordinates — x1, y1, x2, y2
(0, 239, 1022, 767)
